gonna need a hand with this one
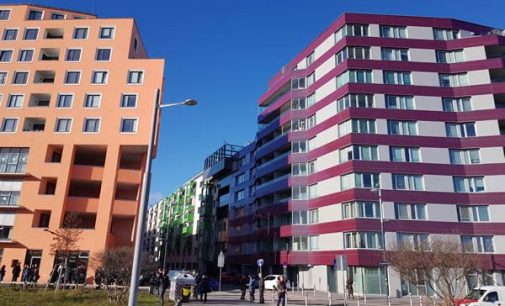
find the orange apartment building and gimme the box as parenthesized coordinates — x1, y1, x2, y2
(0, 4, 164, 282)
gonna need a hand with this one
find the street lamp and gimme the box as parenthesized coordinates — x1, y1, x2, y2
(128, 90, 197, 306)
(371, 188, 390, 298)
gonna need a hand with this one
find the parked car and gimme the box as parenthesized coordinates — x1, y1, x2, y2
(454, 286, 505, 306)
(263, 275, 291, 290)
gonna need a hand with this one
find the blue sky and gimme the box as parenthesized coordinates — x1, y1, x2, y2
(10, 0, 505, 204)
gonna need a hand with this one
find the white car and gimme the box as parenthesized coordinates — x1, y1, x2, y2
(263, 275, 291, 290)
(456, 286, 505, 306)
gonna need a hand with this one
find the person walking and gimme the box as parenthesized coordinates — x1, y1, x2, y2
(0, 265, 6, 282)
(31, 265, 39, 284)
(240, 274, 248, 300)
(194, 271, 202, 299)
(198, 274, 210, 303)
(159, 270, 170, 306)
(248, 274, 256, 302)
(275, 276, 287, 306)
(346, 278, 354, 300)
(12, 262, 21, 282)
(258, 273, 265, 304)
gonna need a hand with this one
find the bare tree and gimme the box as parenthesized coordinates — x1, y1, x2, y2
(387, 236, 479, 306)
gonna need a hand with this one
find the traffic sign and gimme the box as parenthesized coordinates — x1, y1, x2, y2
(257, 258, 264, 267)
(217, 251, 225, 268)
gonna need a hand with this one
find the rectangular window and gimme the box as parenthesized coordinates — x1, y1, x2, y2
(0, 10, 11, 20)
(308, 184, 317, 199)
(99, 27, 114, 39)
(0, 191, 20, 206)
(7, 95, 23, 108)
(342, 201, 380, 219)
(235, 173, 246, 184)
(292, 186, 308, 200)
(439, 73, 468, 87)
(291, 141, 307, 154)
(306, 72, 315, 87)
(339, 145, 378, 163)
(380, 25, 407, 38)
(336, 46, 370, 64)
(337, 70, 372, 88)
(57, 94, 72, 108)
(334, 24, 368, 42)
(66, 49, 81, 61)
(398, 233, 429, 250)
(292, 163, 308, 176)
(461, 235, 493, 253)
(0, 118, 18, 132)
(436, 50, 464, 63)
(291, 97, 306, 110)
(383, 71, 412, 85)
(291, 77, 305, 89)
(458, 205, 490, 222)
(128, 71, 143, 84)
(121, 94, 137, 108)
(344, 232, 382, 249)
(235, 189, 245, 201)
(12, 72, 28, 84)
(390, 146, 420, 162)
(394, 203, 426, 220)
(306, 93, 316, 108)
(341, 172, 379, 190)
(0, 72, 7, 85)
(28, 10, 43, 20)
(291, 119, 306, 132)
(381, 48, 409, 61)
(73, 27, 88, 39)
(51, 13, 65, 20)
(0, 50, 12, 62)
(337, 94, 373, 112)
(92, 71, 108, 84)
(120, 118, 137, 133)
(83, 118, 100, 133)
(453, 176, 485, 193)
(338, 119, 376, 136)
(307, 115, 316, 129)
(84, 94, 100, 108)
(388, 120, 417, 136)
(95, 48, 111, 61)
(18, 50, 33, 62)
(442, 97, 471, 112)
(392, 174, 424, 191)
(0, 148, 28, 173)
(434, 28, 459, 40)
(449, 149, 480, 164)
(292, 235, 319, 251)
(446, 122, 476, 138)
(65, 71, 80, 84)
(0, 226, 13, 240)
(55, 118, 72, 133)
(3, 29, 17, 41)
(23, 28, 38, 40)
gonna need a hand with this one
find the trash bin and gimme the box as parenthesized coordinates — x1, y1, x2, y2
(182, 285, 191, 302)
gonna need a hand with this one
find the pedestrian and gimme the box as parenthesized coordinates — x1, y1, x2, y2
(248, 274, 256, 302)
(0, 265, 6, 282)
(12, 262, 21, 282)
(194, 271, 202, 299)
(240, 274, 248, 300)
(31, 265, 39, 284)
(275, 276, 287, 306)
(258, 273, 265, 304)
(198, 274, 210, 303)
(346, 278, 354, 300)
(95, 267, 103, 289)
(21, 264, 31, 283)
(159, 269, 170, 306)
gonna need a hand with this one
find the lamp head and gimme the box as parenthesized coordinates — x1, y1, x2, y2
(183, 99, 197, 106)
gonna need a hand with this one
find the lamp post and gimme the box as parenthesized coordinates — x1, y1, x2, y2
(371, 188, 390, 297)
(128, 91, 197, 306)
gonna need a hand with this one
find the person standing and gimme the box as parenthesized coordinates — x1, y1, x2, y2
(0, 265, 6, 282)
(248, 274, 256, 302)
(159, 270, 170, 306)
(12, 262, 21, 282)
(198, 274, 210, 303)
(346, 278, 354, 300)
(194, 271, 202, 299)
(240, 274, 248, 300)
(258, 274, 265, 304)
(275, 276, 287, 306)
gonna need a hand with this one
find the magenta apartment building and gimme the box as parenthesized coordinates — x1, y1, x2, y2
(224, 13, 505, 297)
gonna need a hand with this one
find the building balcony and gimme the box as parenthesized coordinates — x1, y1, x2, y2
(256, 151, 290, 177)
(65, 196, 99, 213)
(112, 199, 137, 216)
(116, 168, 142, 184)
(70, 164, 104, 181)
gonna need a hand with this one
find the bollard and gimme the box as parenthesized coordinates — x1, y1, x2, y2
(328, 290, 332, 306)
(364, 290, 367, 303)
(344, 289, 347, 306)
(388, 295, 392, 306)
(304, 292, 308, 306)
(357, 295, 361, 306)
(419, 295, 423, 306)
(314, 285, 316, 296)
(286, 293, 288, 306)
(409, 293, 413, 306)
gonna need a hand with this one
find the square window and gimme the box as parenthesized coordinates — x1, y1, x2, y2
(121, 118, 137, 133)
(0, 10, 11, 20)
(92, 71, 108, 84)
(24, 29, 38, 40)
(55, 118, 71, 132)
(3, 29, 17, 41)
(121, 94, 137, 107)
(13, 72, 28, 84)
(66, 49, 81, 61)
(28, 10, 43, 20)
(127, 71, 143, 84)
(1, 118, 17, 132)
(0, 50, 12, 62)
(95, 48, 111, 61)
(83, 118, 100, 133)
(65, 71, 80, 84)
(57, 94, 72, 108)
(73, 28, 88, 39)
(100, 27, 114, 39)
(84, 94, 100, 108)
(7, 95, 23, 108)
(51, 13, 64, 20)
(18, 50, 33, 62)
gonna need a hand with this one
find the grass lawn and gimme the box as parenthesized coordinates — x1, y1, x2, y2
(0, 286, 172, 306)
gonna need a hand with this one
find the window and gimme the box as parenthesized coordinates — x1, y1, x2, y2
(99, 27, 114, 39)
(434, 28, 459, 40)
(461, 235, 493, 253)
(83, 118, 100, 133)
(292, 186, 308, 200)
(446, 122, 476, 138)
(339, 145, 378, 163)
(0, 148, 28, 173)
(383, 71, 412, 85)
(13, 72, 28, 84)
(120, 118, 138, 133)
(390, 147, 420, 162)
(307, 115, 316, 129)
(64, 71, 80, 84)
(334, 24, 368, 42)
(121, 94, 137, 108)
(65, 49, 81, 61)
(55, 118, 72, 133)
(291, 77, 305, 89)
(306, 93, 316, 108)
(338, 119, 376, 136)
(51, 13, 65, 20)
(342, 201, 380, 219)
(23, 28, 38, 40)
(341, 172, 379, 190)
(57, 94, 72, 108)
(0, 50, 12, 62)
(18, 50, 33, 62)
(388, 120, 417, 136)
(3, 29, 17, 41)
(380, 25, 407, 38)
(128, 71, 143, 84)
(0, 10, 11, 20)
(0, 191, 20, 206)
(458, 205, 489, 222)
(392, 174, 424, 191)
(453, 176, 485, 193)
(436, 50, 464, 63)
(0, 118, 18, 132)
(336, 46, 370, 64)
(73, 27, 88, 39)
(95, 48, 111, 61)
(337, 69, 372, 88)
(449, 149, 480, 164)
(84, 94, 100, 108)
(292, 163, 308, 176)
(291, 97, 306, 110)
(235, 189, 245, 201)
(442, 97, 471, 112)
(92, 71, 108, 84)
(381, 48, 409, 61)
(394, 203, 426, 220)
(385, 95, 414, 110)
(306, 73, 315, 87)
(398, 233, 429, 250)
(439, 73, 468, 87)
(235, 173, 245, 184)
(337, 94, 373, 112)
(0, 72, 6, 85)
(0, 226, 12, 240)
(344, 232, 382, 249)
(308, 184, 317, 199)
(292, 141, 307, 154)
(28, 10, 43, 20)
(7, 95, 23, 108)
(292, 119, 306, 132)
(292, 235, 319, 251)
(292, 210, 318, 225)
